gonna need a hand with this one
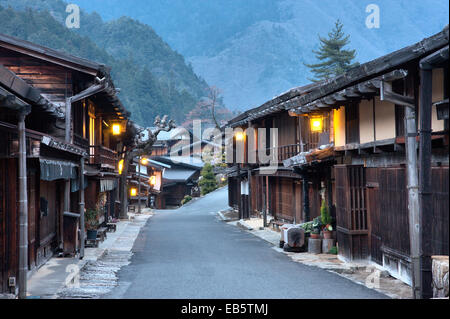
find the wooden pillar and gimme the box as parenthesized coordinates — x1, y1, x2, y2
(79, 157, 85, 259)
(418, 67, 433, 299)
(302, 176, 310, 222)
(264, 176, 269, 227)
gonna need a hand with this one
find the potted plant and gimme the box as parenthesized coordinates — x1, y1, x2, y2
(320, 199, 333, 239)
(85, 209, 99, 240)
(310, 229, 321, 239)
(311, 217, 322, 239)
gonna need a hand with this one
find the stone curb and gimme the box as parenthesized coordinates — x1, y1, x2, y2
(229, 219, 408, 299)
(217, 211, 239, 222)
(237, 219, 254, 231)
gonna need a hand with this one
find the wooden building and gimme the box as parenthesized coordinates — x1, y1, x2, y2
(0, 33, 132, 296)
(150, 156, 204, 208)
(226, 27, 449, 290)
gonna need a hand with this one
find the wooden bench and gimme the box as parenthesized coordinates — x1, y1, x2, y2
(97, 227, 108, 242)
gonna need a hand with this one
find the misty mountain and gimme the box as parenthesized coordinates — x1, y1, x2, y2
(0, 0, 232, 127)
(71, 0, 449, 110)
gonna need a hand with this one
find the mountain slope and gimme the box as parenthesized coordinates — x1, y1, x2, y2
(70, 0, 449, 110)
(0, 0, 224, 126)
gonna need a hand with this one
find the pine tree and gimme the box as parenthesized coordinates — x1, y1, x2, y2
(199, 163, 218, 195)
(305, 20, 359, 82)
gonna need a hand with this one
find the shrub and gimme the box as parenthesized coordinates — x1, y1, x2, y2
(181, 195, 193, 205)
(199, 163, 218, 195)
(320, 199, 332, 226)
(328, 246, 338, 255)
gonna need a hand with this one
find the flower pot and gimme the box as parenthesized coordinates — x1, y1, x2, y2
(87, 229, 98, 240)
(310, 233, 321, 239)
(323, 231, 332, 240)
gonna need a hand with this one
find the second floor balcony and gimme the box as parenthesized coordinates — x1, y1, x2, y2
(89, 145, 118, 169)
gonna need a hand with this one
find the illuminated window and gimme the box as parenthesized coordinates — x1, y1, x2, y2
(149, 176, 156, 186)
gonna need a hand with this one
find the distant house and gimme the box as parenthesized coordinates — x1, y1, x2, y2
(150, 156, 204, 208)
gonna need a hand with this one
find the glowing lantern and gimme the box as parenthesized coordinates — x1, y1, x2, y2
(141, 157, 148, 165)
(149, 176, 157, 186)
(235, 132, 245, 141)
(112, 123, 122, 135)
(130, 188, 137, 197)
(118, 159, 124, 175)
(310, 116, 323, 133)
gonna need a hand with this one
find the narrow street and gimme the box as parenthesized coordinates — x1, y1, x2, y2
(104, 187, 386, 299)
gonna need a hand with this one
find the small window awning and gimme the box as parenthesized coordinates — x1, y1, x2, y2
(100, 179, 117, 192)
(40, 159, 77, 181)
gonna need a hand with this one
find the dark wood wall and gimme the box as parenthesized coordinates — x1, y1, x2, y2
(38, 180, 59, 265)
(335, 165, 369, 261)
(337, 164, 449, 263)
(430, 167, 449, 255)
(0, 48, 73, 104)
(0, 159, 18, 293)
(228, 177, 240, 209)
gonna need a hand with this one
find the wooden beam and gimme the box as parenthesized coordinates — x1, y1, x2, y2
(357, 83, 377, 93)
(332, 91, 348, 101)
(344, 87, 361, 97)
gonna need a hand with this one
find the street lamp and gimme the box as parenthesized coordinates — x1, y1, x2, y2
(130, 187, 137, 197)
(141, 157, 148, 165)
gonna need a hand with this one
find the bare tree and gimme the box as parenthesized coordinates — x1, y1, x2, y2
(205, 86, 222, 129)
(119, 115, 176, 218)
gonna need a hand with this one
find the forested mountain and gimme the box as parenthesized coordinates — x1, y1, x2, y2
(0, 0, 233, 127)
(71, 0, 449, 110)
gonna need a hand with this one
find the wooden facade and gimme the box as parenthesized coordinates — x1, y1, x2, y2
(226, 27, 449, 287)
(0, 33, 132, 295)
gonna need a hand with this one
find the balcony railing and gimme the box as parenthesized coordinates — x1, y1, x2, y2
(74, 133, 89, 150)
(274, 144, 302, 162)
(89, 145, 118, 168)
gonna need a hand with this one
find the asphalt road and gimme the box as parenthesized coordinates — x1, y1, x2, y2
(105, 187, 386, 299)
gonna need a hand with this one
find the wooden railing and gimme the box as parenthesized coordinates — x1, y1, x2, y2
(248, 144, 302, 164)
(89, 145, 118, 168)
(274, 144, 302, 162)
(73, 133, 89, 150)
